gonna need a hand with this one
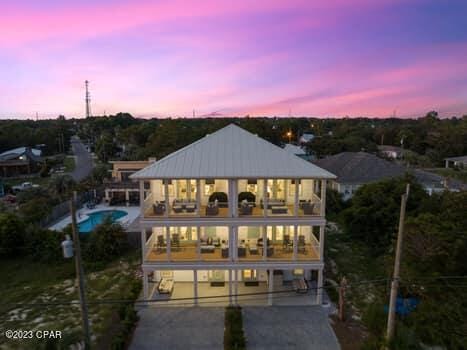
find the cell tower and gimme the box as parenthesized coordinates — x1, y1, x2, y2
(85, 80, 92, 118)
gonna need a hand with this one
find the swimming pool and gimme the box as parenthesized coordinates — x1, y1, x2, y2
(78, 210, 128, 233)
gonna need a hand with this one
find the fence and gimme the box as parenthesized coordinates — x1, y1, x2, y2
(40, 188, 104, 228)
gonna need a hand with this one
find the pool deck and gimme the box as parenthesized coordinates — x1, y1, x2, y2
(48, 204, 141, 232)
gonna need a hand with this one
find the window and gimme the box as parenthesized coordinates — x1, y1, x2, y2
(289, 179, 302, 196)
(204, 184, 214, 196)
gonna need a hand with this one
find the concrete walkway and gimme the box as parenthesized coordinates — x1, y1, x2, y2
(243, 306, 340, 350)
(130, 307, 225, 350)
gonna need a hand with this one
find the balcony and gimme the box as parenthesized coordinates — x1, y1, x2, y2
(143, 225, 322, 263)
(141, 178, 326, 220)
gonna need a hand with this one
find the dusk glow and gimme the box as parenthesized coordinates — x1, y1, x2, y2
(1, 0, 467, 118)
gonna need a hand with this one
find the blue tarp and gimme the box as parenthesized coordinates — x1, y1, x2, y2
(385, 297, 420, 316)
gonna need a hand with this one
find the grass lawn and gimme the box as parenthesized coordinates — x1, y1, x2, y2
(63, 156, 76, 173)
(0, 252, 141, 349)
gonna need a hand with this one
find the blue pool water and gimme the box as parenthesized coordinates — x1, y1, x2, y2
(78, 210, 127, 233)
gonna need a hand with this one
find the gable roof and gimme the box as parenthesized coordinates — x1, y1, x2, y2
(131, 124, 336, 179)
(314, 152, 406, 184)
(0, 147, 42, 162)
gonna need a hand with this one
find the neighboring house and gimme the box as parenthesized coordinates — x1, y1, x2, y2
(314, 152, 406, 200)
(445, 155, 467, 168)
(378, 145, 403, 159)
(131, 124, 336, 305)
(0, 179, 4, 197)
(412, 169, 466, 194)
(299, 133, 315, 145)
(315, 152, 464, 200)
(283, 144, 314, 161)
(0, 147, 43, 177)
(104, 159, 155, 205)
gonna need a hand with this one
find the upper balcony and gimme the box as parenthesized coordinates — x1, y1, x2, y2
(141, 178, 326, 220)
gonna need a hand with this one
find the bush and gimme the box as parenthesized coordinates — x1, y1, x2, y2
(84, 218, 129, 262)
(24, 226, 64, 263)
(209, 192, 228, 205)
(224, 306, 246, 350)
(0, 212, 25, 258)
(238, 191, 255, 203)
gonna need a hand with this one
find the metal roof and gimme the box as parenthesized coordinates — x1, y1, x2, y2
(0, 147, 42, 162)
(131, 124, 336, 179)
(283, 144, 306, 155)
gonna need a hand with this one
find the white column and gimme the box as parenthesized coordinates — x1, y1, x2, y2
(231, 226, 237, 261)
(196, 179, 201, 216)
(164, 180, 170, 217)
(196, 226, 201, 260)
(232, 180, 238, 217)
(319, 225, 325, 261)
(193, 270, 198, 306)
(234, 269, 238, 305)
(294, 180, 299, 216)
(263, 180, 268, 217)
(139, 181, 144, 215)
(228, 179, 234, 217)
(262, 226, 267, 261)
(320, 180, 327, 217)
(293, 225, 298, 261)
(166, 226, 171, 261)
(317, 269, 323, 304)
(228, 269, 233, 305)
(141, 229, 147, 261)
(268, 269, 274, 306)
(143, 270, 149, 300)
(186, 179, 190, 200)
(125, 190, 130, 206)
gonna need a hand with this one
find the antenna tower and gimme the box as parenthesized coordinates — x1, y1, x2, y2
(85, 80, 92, 118)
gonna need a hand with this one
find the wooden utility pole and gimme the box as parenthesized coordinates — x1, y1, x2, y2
(70, 192, 91, 349)
(386, 184, 410, 342)
(338, 277, 347, 322)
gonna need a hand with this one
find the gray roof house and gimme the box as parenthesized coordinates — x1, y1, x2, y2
(444, 155, 467, 168)
(0, 147, 44, 177)
(314, 152, 464, 199)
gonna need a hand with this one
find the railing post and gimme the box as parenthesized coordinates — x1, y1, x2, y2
(320, 179, 327, 217)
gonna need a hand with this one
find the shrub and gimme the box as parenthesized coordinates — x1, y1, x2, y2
(0, 212, 25, 258)
(24, 226, 64, 263)
(238, 191, 255, 203)
(224, 306, 246, 350)
(84, 217, 129, 262)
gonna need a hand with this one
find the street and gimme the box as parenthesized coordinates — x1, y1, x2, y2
(70, 136, 94, 181)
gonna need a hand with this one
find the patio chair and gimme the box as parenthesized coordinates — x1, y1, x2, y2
(153, 202, 166, 215)
(282, 234, 293, 252)
(171, 233, 181, 251)
(156, 234, 166, 253)
(298, 235, 306, 253)
(239, 203, 253, 215)
(205, 203, 219, 216)
(302, 202, 314, 215)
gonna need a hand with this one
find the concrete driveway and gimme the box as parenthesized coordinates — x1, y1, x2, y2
(243, 306, 340, 350)
(70, 136, 93, 182)
(130, 307, 225, 350)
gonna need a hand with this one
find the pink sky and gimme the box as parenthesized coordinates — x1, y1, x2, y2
(1, 0, 467, 118)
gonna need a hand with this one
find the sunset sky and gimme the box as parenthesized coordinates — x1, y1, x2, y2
(1, 0, 467, 119)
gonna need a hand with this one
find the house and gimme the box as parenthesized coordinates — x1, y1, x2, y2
(444, 155, 467, 168)
(130, 124, 336, 305)
(315, 152, 464, 200)
(0, 179, 4, 197)
(378, 145, 404, 159)
(0, 147, 43, 177)
(299, 133, 315, 145)
(314, 152, 407, 200)
(104, 159, 155, 205)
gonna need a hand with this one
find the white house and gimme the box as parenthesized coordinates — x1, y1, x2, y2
(131, 124, 336, 305)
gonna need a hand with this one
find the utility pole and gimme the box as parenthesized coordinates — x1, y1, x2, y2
(386, 184, 410, 342)
(85, 80, 92, 118)
(70, 192, 91, 349)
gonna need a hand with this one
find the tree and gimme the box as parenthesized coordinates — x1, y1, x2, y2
(84, 218, 128, 262)
(48, 175, 76, 200)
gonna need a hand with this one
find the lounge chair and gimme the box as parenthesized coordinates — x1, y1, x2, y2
(156, 234, 166, 253)
(282, 234, 293, 252)
(298, 235, 306, 253)
(205, 203, 219, 216)
(171, 233, 181, 251)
